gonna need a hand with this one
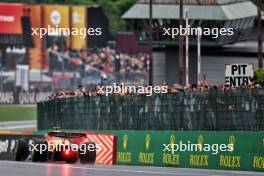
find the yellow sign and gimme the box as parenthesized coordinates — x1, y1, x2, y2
(43, 5, 69, 28)
(71, 6, 86, 49)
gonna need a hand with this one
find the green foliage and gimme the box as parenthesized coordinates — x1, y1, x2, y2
(96, 0, 136, 35)
(254, 68, 264, 86)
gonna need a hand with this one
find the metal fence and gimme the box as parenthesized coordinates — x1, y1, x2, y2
(37, 89, 264, 131)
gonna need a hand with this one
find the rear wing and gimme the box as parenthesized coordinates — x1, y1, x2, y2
(48, 132, 86, 138)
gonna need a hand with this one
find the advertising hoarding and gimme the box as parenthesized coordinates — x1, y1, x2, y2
(71, 6, 87, 49)
(0, 3, 24, 34)
(27, 5, 44, 69)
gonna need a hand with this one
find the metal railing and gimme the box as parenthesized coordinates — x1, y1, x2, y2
(37, 88, 264, 131)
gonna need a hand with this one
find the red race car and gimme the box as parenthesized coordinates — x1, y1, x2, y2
(14, 131, 97, 164)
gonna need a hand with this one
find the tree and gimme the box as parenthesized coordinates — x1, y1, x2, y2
(254, 68, 264, 86)
(96, 0, 136, 35)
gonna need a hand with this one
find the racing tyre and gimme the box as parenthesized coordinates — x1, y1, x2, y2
(31, 139, 48, 162)
(15, 139, 29, 161)
(79, 142, 96, 164)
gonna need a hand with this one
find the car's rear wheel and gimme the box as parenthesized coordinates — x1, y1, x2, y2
(79, 142, 96, 164)
(15, 139, 29, 161)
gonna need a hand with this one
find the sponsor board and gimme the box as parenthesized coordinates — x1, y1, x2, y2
(0, 92, 51, 104)
(0, 3, 24, 34)
(113, 131, 264, 172)
(71, 6, 87, 49)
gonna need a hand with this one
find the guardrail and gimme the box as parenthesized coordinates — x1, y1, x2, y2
(37, 89, 264, 131)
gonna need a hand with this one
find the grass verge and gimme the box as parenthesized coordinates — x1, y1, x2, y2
(0, 105, 36, 122)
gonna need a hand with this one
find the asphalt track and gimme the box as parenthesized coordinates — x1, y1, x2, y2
(0, 160, 263, 176)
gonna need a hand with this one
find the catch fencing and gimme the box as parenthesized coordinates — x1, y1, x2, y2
(37, 89, 264, 131)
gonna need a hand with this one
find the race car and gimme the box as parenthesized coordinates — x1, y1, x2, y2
(13, 131, 96, 164)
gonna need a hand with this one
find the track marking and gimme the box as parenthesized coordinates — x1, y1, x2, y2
(0, 120, 36, 125)
(0, 120, 36, 130)
(0, 160, 225, 176)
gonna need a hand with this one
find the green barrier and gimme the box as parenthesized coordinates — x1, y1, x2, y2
(112, 131, 264, 172)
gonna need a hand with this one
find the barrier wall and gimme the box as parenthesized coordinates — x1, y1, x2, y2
(111, 131, 264, 172)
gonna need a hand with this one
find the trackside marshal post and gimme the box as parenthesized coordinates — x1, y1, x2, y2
(225, 64, 254, 87)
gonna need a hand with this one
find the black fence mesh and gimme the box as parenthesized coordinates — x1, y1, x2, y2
(37, 89, 264, 131)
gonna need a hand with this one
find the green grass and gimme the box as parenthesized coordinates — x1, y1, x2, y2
(0, 105, 37, 122)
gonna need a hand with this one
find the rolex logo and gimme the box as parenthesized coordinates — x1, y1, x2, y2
(123, 134, 128, 150)
(229, 135, 235, 152)
(170, 134, 175, 150)
(197, 135, 203, 151)
(146, 134, 151, 151)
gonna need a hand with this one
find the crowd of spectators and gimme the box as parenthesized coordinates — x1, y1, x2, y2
(53, 46, 149, 85)
(169, 81, 258, 93)
(46, 81, 262, 100)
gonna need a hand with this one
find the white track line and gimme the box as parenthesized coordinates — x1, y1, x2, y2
(0, 120, 36, 125)
(0, 120, 36, 130)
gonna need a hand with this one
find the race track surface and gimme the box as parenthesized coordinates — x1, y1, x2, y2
(0, 160, 263, 176)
